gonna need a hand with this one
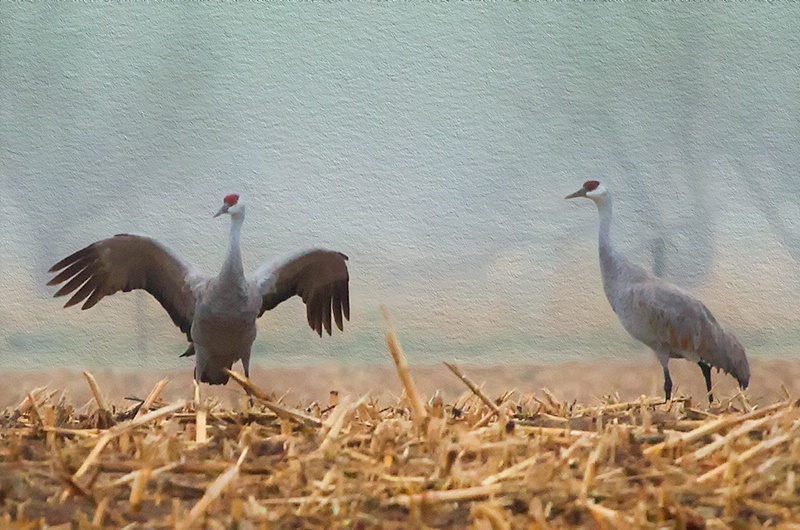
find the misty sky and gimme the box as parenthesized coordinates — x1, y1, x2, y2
(2, 3, 800, 371)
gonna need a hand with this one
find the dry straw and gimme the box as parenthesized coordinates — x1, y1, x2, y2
(1, 308, 799, 528)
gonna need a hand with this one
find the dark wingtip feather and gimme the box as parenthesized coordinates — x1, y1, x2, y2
(64, 277, 100, 309)
(48, 246, 92, 273)
(53, 266, 94, 298)
(54, 282, 78, 298)
(48, 260, 70, 274)
(81, 285, 105, 310)
(180, 344, 195, 358)
(81, 300, 98, 310)
(332, 292, 344, 332)
(322, 297, 333, 336)
(63, 297, 81, 309)
(48, 259, 92, 287)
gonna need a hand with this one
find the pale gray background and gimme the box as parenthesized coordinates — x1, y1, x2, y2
(2, 3, 799, 371)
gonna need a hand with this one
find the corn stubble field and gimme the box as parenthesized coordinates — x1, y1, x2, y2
(2, 315, 800, 529)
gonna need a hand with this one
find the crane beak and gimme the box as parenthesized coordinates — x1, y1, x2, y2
(213, 205, 229, 218)
(565, 188, 586, 200)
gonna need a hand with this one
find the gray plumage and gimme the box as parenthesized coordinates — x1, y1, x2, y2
(566, 180, 749, 402)
(47, 194, 350, 385)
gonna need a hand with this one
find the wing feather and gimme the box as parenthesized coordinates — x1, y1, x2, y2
(56, 268, 94, 299)
(48, 234, 205, 340)
(255, 249, 350, 336)
(332, 289, 344, 331)
(50, 259, 92, 286)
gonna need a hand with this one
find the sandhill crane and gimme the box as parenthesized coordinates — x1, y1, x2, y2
(565, 181, 749, 402)
(47, 194, 350, 386)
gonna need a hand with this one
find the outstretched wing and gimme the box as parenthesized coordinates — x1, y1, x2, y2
(255, 249, 350, 336)
(628, 281, 750, 388)
(47, 234, 206, 340)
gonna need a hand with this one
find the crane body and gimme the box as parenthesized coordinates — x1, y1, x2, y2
(566, 181, 749, 402)
(48, 194, 350, 386)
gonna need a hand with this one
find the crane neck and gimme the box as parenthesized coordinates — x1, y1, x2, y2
(595, 193, 621, 289)
(596, 194, 613, 252)
(220, 213, 245, 283)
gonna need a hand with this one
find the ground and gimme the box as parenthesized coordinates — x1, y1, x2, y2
(2, 358, 800, 528)
(2, 358, 797, 410)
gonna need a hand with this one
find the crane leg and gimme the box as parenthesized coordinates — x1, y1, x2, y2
(242, 357, 254, 408)
(698, 362, 714, 403)
(662, 366, 673, 401)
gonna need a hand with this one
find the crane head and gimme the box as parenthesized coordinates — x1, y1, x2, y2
(213, 194, 244, 218)
(565, 180, 606, 200)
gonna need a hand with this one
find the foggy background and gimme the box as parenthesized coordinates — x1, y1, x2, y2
(2, 3, 799, 372)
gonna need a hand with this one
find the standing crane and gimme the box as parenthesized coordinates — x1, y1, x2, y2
(565, 181, 749, 402)
(47, 194, 351, 386)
